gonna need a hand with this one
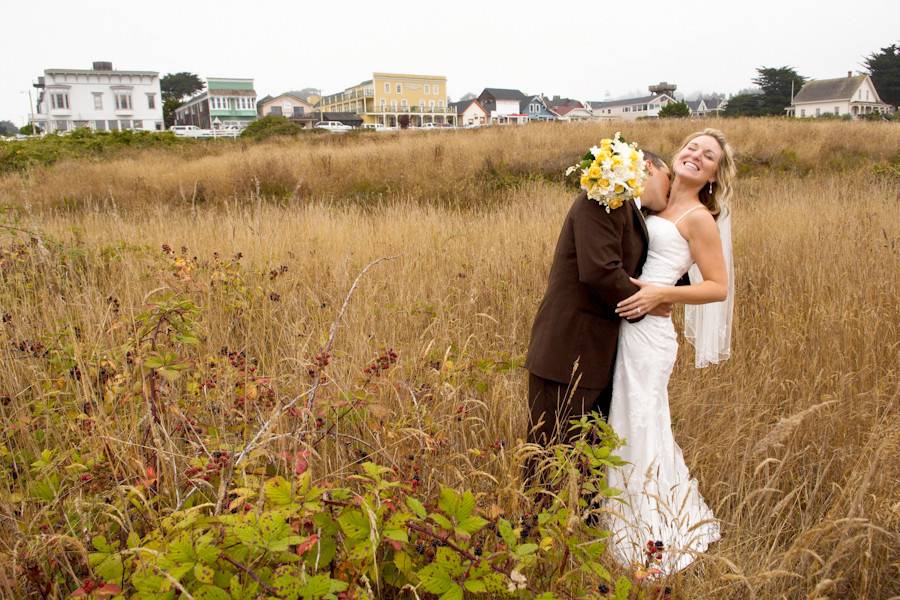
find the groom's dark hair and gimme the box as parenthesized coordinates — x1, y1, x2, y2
(643, 150, 668, 170)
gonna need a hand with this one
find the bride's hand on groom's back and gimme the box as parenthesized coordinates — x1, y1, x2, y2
(616, 278, 672, 320)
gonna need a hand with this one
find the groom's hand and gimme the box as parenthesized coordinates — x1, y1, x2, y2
(648, 303, 673, 317)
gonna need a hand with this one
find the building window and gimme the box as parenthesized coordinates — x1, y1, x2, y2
(396, 83, 402, 94)
(93, 93, 103, 110)
(429, 100, 435, 111)
(380, 99, 386, 111)
(51, 92, 70, 110)
(147, 93, 156, 109)
(384, 82, 390, 93)
(94, 120, 106, 131)
(391, 100, 397, 111)
(434, 85, 440, 96)
(155, 121, 163, 130)
(834, 106, 840, 115)
(115, 93, 132, 110)
(107, 120, 119, 131)
(270, 106, 283, 116)
(293, 106, 304, 117)
(119, 119, 132, 130)
(815, 108, 820, 116)
(424, 84, 430, 95)
(55, 120, 69, 131)
(132, 120, 143, 130)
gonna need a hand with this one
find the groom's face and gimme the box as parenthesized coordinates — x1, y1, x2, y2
(641, 161, 671, 212)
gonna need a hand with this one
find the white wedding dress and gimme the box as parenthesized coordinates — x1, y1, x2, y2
(606, 210, 721, 574)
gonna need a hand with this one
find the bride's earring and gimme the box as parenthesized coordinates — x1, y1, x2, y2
(708, 181, 713, 195)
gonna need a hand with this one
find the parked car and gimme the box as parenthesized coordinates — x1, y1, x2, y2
(362, 123, 393, 132)
(170, 125, 209, 138)
(314, 121, 353, 133)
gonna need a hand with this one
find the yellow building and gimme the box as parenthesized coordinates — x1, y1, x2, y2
(317, 72, 456, 127)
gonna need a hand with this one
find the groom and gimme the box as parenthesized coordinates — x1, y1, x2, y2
(525, 152, 671, 448)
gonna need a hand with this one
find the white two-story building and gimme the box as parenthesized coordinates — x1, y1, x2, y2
(787, 73, 893, 119)
(33, 61, 163, 133)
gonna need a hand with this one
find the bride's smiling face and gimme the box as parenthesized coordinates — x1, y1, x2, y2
(673, 135, 722, 186)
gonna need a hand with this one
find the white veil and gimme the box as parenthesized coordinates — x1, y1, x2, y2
(684, 208, 734, 368)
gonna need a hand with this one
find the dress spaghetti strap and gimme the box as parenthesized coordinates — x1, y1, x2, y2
(673, 205, 705, 225)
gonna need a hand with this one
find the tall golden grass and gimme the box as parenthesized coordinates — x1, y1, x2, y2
(0, 118, 898, 598)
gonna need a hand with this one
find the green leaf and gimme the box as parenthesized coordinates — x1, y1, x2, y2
(613, 575, 633, 600)
(464, 578, 487, 592)
(457, 491, 475, 520)
(406, 497, 427, 519)
(126, 530, 141, 549)
(395, 551, 415, 575)
(229, 574, 259, 600)
(514, 543, 539, 558)
(429, 513, 453, 531)
(337, 509, 370, 541)
(384, 527, 408, 543)
(497, 518, 516, 547)
(439, 584, 464, 600)
(435, 547, 464, 577)
(192, 585, 231, 600)
(265, 476, 293, 506)
(92, 535, 113, 552)
(301, 575, 333, 599)
(536, 593, 560, 600)
(438, 487, 460, 518)
(417, 564, 452, 595)
(457, 515, 488, 536)
(193, 564, 214, 584)
(91, 553, 124, 582)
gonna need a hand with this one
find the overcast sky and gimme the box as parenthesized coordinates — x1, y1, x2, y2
(1, 0, 897, 125)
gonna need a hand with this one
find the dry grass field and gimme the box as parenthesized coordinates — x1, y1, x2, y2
(0, 118, 897, 599)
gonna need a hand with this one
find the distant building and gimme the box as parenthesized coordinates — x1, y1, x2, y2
(786, 73, 892, 119)
(258, 91, 315, 119)
(174, 77, 258, 130)
(588, 82, 677, 121)
(477, 88, 528, 124)
(32, 61, 163, 133)
(450, 99, 489, 127)
(316, 73, 455, 127)
(520, 95, 557, 122)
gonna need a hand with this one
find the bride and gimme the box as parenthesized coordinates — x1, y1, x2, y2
(605, 128, 737, 575)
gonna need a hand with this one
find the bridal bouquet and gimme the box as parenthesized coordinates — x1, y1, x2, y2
(565, 133, 647, 212)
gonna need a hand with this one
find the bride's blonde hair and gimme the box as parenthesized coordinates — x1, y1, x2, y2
(675, 128, 736, 219)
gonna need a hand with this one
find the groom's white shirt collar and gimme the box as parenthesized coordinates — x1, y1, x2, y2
(634, 197, 642, 210)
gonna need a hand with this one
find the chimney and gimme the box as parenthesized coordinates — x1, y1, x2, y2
(93, 61, 113, 71)
(847, 71, 852, 78)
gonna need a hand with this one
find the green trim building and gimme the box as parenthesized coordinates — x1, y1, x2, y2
(173, 77, 258, 130)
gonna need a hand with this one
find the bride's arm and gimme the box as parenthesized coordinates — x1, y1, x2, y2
(616, 211, 727, 319)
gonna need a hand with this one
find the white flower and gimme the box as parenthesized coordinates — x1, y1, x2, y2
(507, 570, 527, 592)
(565, 165, 578, 176)
(589, 145, 602, 158)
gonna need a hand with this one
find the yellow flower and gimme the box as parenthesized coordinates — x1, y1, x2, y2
(612, 156, 622, 167)
(615, 184, 624, 194)
(588, 164, 602, 178)
(608, 197, 624, 209)
(580, 174, 591, 188)
(597, 149, 612, 163)
(601, 138, 613, 150)
(634, 185, 644, 197)
(627, 179, 637, 188)
(598, 178, 610, 189)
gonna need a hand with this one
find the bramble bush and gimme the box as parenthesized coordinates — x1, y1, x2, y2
(0, 129, 192, 174)
(0, 216, 674, 600)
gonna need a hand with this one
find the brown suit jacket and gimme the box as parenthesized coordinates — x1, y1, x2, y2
(525, 192, 649, 390)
